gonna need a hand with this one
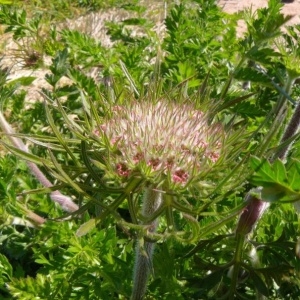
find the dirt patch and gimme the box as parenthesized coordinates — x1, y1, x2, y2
(219, 0, 300, 36)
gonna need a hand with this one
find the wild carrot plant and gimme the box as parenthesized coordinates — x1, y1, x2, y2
(1, 0, 300, 299)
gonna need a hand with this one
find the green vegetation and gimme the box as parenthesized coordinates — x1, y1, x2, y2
(1, 0, 300, 298)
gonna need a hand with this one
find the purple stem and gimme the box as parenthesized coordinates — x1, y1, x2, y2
(0, 111, 78, 212)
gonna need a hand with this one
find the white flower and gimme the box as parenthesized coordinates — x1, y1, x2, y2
(97, 100, 223, 188)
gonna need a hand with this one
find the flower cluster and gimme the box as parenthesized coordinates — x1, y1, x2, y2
(97, 100, 223, 187)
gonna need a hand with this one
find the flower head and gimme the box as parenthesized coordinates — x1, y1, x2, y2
(96, 100, 223, 188)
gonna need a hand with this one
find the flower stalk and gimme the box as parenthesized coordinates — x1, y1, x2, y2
(131, 187, 162, 300)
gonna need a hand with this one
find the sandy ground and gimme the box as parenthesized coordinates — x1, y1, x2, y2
(219, 0, 300, 15)
(219, 0, 300, 35)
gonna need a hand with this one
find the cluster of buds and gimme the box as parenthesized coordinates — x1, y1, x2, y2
(96, 100, 223, 188)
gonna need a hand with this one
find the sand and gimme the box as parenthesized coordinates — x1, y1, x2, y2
(219, 0, 300, 35)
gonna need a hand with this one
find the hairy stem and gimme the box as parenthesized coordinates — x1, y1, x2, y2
(232, 76, 298, 295)
(228, 233, 245, 297)
(273, 100, 300, 161)
(131, 187, 162, 300)
(0, 111, 78, 212)
(236, 74, 297, 231)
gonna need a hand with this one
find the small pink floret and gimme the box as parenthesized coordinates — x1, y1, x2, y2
(172, 169, 189, 184)
(111, 136, 122, 145)
(208, 151, 220, 163)
(133, 152, 144, 163)
(94, 128, 100, 136)
(116, 163, 130, 177)
(148, 158, 160, 170)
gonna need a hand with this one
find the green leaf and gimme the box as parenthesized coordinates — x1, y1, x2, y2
(76, 218, 97, 237)
(250, 156, 300, 202)
(197, 269, 224, 295)
(234, 67, 269, 84)
(8, 76, 36, 87)
(249, 270, 269, 297)
(246, 47, 282, 65)
(287, 159, 300, 192)
(34, 254, 53, 266)
(44, 101, 79, 165)
(0, 142, 54, 167)
(0, 253, 13, 280)
(7, 274, 52, 299)
(47, 151, 86, 195)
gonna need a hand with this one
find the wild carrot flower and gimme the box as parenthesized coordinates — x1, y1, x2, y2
(96, 100, 223, 189)
(94, 99, 225, 300)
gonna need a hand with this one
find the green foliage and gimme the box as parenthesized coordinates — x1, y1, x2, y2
(0, 6, 41, 39)
(0, 5, 45, 68)
(250, 156, 300, 202)
(0, 254, 12, 285)
(60, 30, 104, 67)
(243, 0, 293, 43)
(162, 0, 237, 86)
(5, 222, 134, 299)
(76, 0, 142, 12)
(1, 0, 300, 299)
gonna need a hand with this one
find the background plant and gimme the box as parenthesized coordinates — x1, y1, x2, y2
(1, 0, 300, 299)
